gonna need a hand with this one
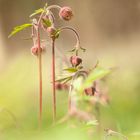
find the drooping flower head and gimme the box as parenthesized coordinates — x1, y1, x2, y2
(59, 6, 73, 21)
(31, 46, 43, 56)
(70, 56, 82, 67)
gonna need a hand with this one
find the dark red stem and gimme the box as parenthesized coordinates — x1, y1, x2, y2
(52, 38, 56, 122)
(37, 27, 42, 128)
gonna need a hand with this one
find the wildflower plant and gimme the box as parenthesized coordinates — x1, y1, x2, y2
(9, 2, 113, 130)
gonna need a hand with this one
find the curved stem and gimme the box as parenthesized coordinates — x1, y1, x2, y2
(37, 27, 43, 128)
(46, 5, 61, 11)
(46, 5, 61, 27)
(52, 38, 56, 123)
(59, 26, 81, 55)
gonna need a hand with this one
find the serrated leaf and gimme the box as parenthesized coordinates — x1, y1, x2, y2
(30, 8, 44, 18)
(63, 67, 78, 73)
(42, 18, 52, 27)
(82, 67, 111, 89)
(8, 23, 32, 38)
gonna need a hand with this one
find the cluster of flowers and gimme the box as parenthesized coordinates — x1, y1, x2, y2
(31, 6, 73, 56)
(9, 2, 110, 126)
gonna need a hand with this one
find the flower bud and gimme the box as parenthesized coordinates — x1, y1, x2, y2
(70, 56, 82, 67)
(59, 6, 73, 21)
(55, 82, 63, 90)
(84, 87, 96, 96)
(47, 27, 56, 39)
(31, 46, 43, 56)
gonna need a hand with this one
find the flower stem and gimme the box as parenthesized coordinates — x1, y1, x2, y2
(51, 38, 56, 123)
(68, 83, 72, 112)
(59, 26, 81, 54)
(46, 5, 61, 11)
(37, 27, 42, 128)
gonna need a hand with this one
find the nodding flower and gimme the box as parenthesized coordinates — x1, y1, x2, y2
(70, 56, 82, 67)
(59, 6, 73, 21)
(31, 46, 44, 56)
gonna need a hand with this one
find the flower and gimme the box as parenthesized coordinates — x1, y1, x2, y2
(70, 56, 82, 67)
(59, 6, 73, 21)
(31, 46, 43, 56)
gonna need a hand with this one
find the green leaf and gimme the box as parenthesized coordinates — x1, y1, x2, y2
(82, 67, 111, 89)
(55, 76, 72, 83)
(63, 67, 78, 73)
(8, 23, 32, 38)
(30, 8, 44, 18)
(42, 18, 52, 27)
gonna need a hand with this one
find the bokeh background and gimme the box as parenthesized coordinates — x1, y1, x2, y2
(0, 0, 140, 139)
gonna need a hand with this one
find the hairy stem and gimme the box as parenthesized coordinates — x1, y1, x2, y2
(37, 27, 42, 128)
(52, 38, 56, 123)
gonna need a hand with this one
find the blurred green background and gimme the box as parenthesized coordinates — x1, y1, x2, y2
(0, 0, 140, 139)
